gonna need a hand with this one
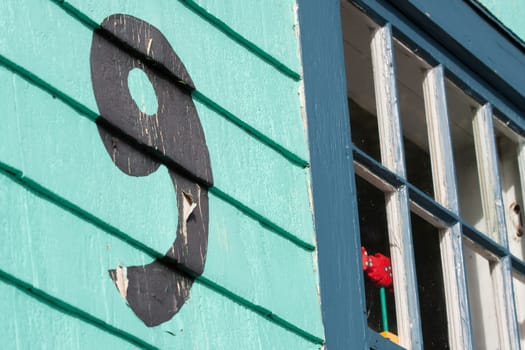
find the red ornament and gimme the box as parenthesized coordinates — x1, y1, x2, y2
(361, 246, 393, 289)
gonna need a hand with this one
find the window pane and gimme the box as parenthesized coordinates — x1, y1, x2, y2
(446, 80, 487, 235)
(341, 1, 381, 161)
(512, 271, 525, 348)
(411, 213, 449, 349)
(394, 39, 434, 197)
(356, 175, 398, 336)
(463, 239, 501, 350)
(494, 120, 525, 258)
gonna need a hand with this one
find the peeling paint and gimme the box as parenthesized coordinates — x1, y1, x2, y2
(182, 191, 197, 246)
(114, 265, 129, 300)
(147, 38, 153, 55)
(182, 191, 197, 222)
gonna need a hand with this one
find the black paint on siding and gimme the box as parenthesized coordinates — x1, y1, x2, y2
(91, 14, 212, 327)
(91, 14, 213, 186)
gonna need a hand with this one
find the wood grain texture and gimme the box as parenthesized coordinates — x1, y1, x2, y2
(0, 182, 321, 349)
(423, 66, 473, 350)
(297, 0, 368, 349)
(161, 0, 301, 73)
(0, 0, 308, 160)
(0, 5, 312, 245)
(0, 281, 146, 350)
(473, 105, 520, 350)
(0, 172, 323, 345)
(196, 101, 315, 245)
(0, 0, 325, 345)
(371, 24, 422, 349)
(0, 62, 323, 337)
(89, 15, 214, 326)
(0, 65, 315, 247)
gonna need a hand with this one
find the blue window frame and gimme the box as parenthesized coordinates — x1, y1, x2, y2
(298, 0, 525, 349)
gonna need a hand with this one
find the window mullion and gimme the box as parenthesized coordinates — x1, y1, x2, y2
(492, 256, 521, 350)
(422, 65, 474, 350)
(517, 143, 525, 223)
(371, 24, 422, 350)
(473, 104, 508, 245)
(472, 104, 520, 350)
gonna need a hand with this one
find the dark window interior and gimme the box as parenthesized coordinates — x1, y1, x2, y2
(356, 175, 397, 334)
(411, 213, 449, 349)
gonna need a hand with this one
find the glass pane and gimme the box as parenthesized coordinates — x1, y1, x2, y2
(512, 271, 525, 348)
(394, 39, 434, 198)
(411, 213, 449, 349)
(494, 120, 525, 259)
(446, 80, 487, 235)
(341, 1, 381, 161)
(356, 175, 398, 337)
(463, 239, 501, 350)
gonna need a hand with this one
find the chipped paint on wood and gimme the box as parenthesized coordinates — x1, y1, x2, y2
(113, 265, 129, 300)
(90, 14, 214, 327)
(0, 0, 324, 347)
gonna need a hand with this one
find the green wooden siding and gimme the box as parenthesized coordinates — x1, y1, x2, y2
(190, 0, 301, 72)
(477, 0, 525, 41)
(0, 280, 146, 350)
(0, 0, 323, 348)
(0, 0, 308, 161)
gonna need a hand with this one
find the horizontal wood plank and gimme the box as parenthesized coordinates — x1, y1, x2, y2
(0, 67, 315, 247)
(71, 0, 301, 74)
(0, 0, 308, 160)
(0, 281, 148, 349)
(0, 174, 323, 346)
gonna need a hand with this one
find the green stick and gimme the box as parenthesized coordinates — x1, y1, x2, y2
(380, 286, 389, 332)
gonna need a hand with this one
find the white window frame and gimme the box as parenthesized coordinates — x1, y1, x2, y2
(347, 8, 524, 350)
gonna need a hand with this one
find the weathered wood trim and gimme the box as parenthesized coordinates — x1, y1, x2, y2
(517, 142, 525, 242)
(354, 146, 459, 226)
(473, 104, 505, 243)
(351, 0, 525, 138)
(490, 256, 521, 350)
(462, 224, 508, 258)
(407, 185, 456, 227)
(511, 255, 525, 276)
(472, 104, 520, 350)
(297, 0, 368, 348)
(300, 2, 525, 348)
(371, 24, 422, 349)
(370, 25, 406, 177)
(422, 65, 473, 350)
(353, 147, 404, 189)
(354, 161, 397, 193)
(383, 0, 525, 116)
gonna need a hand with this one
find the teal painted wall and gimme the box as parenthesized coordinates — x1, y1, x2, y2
(477, 0, 525, 41)
(0, 1, 324, 348)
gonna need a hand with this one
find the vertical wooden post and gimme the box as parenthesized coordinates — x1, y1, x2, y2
(423, 65, 474, 350)
(297, 0, 369, 348)
(371, 24, 423, 349)
(473, 104, 520, 350)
